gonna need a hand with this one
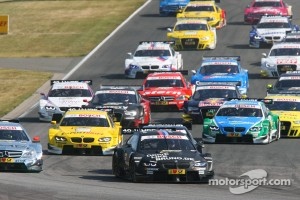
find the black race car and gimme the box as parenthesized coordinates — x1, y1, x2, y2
(112, 129, 214, 183)
(183, 82, 244, 124)
(83, 85, 151, 128)
(267, 71, 300, 96)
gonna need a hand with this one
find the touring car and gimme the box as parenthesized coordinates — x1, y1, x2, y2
(38, 80, 94, 122)
(261, 43, 300, 77)
(266, 71, 300, 95)
(0, 120, 43, 172)
(265, 95, 300, 137)
(159, 0, 190, 16)
(249, 15, 299, 48)
(112, 129, 214, 182)
(138, 72, 193, 111)
(48, 108, 122, 155)
(125, 41, 183, 79)
(182, 82, 245, 124)
(190, 56, 249, 95)
(282, 31, 300, 43)
(83, 85, 151, 128)
(167, 18, 217, 50)
(244, 0, 293, 24)
(202, 99, 281, 144)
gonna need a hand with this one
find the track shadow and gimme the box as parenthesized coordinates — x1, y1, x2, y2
(18, 117, 40, 123)
(227, 21, 247, 26)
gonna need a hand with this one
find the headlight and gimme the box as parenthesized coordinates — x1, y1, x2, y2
(266, 63, 276, 68)
(209, 125, 219, 131)
(45, 106, 56, 111)
(129, 64, 140, 69)
(99, 137, 111, 142)
(194, 161, 207, 167)
(293, 120, 300, 124)
(125, 110, 138, 117)
(55, 136, 67, 142)
(176, 95, 187, 100)
(143, 162, 157, 167)
(249, 127, 262, 132)
(162, 64, 172, 69)
(200, 36, 210, 41)
(22, 148, 37, 158)
(254, 35, 261, 39)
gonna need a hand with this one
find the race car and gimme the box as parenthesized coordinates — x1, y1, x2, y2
(176, 0, 226, 29)
(38, 80, 94, 122)
(261, 43, 300, 77)
(138, 72, 193, 111)
(182, 82, 245, 124)
(167, 18, 217, 50)
(0, 120, 43, 172)
(125, 41, 183, 79)
(265, 95, 300, 137)
(190, 56, 249, 95)
(159, 0, 190, 16)
(48, 108, 122, 155)
(266, 71, 300, 95)
(83, 85, 151, 128)
(244, 0, 293, 24)
(202, 99, 281, 144)
(249, 15, 299, 48)
(112, 129, 214, 182)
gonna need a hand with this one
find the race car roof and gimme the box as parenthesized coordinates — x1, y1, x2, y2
(146, 72, 183, 80)
(51, 82, 90, 90)
(266, 95, 300, 102)
(259, 15, 289, 23)
(176, 18, 209, 25)
(278, 71, 300, 79)
(0, 120, 23, 130)
(271, 42, 300, 49)
(95, 89, 136, 95)
(136, 41, 172, 50)
(63, 109, 109, 118)
(187, 1, 216, 6)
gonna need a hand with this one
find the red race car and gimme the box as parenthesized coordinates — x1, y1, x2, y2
(244, 0, 292, 24)
(138, 72, 194, 111)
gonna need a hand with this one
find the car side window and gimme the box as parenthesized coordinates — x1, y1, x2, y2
(126, 133, 139, 151)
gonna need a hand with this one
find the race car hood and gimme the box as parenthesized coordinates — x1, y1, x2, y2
(263, 56, 300, 65)
(173, 30, 212, 38)
(0, 140, 32, 151)
(270, 111, 300, 120)
(256, 28, 289, 37)
(57, 126, 113, 136)
(180, 11, 215, 19)
(131, 57, 172, 65)
(143, 150, 206, 162)
(47, 97, 91, 107)
(141, 88, 184, 96)
(214, 116, 262, 134)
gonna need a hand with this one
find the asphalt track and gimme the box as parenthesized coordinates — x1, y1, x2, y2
(0, 0, 299, 199)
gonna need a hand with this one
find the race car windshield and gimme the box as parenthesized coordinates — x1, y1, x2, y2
(175, 23, 208, 31)
(185, 6, 214, 12)
(139, 138, 195, 151)
(60, 117, 110, 127)
(270, 48, 300, 56)
(145, 79, 183, 87)
(200, 65, 239, 74)
(91, 93, 137, 104)
(253, 2, 281, 7)
(134, 50, 171, 57)
(275, 79, 300, 88)
(0, 130, 29, 141)
(193, 89, 237, 100)
(257, 22, 289, 29)
(48, 89, 92, 97)
(265, 101, 300, 111)
(217, 107, 262, 117)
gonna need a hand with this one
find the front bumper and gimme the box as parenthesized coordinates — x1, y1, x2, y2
(203, 133, 270, 144)
(172, 38, 214, 50)
(0, 158, 43, 172)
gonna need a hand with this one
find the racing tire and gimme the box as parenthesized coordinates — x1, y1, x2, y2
(112, 153, 125, 178)
(129, 159, 139, 183)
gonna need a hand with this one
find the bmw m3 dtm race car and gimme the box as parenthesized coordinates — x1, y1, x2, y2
(159, 0, 190, 16)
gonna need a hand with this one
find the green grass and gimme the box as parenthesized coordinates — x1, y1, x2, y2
(0, 0, 146, 117)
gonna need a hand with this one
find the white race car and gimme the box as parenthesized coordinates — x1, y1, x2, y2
(125, 41, 183, 78)
(38, 80, 94, 121)
(261, 42, 300, 77)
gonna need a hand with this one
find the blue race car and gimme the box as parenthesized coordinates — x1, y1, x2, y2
(202, 99, 281, 144)
(159, 0, 190, 16)
(190, 56, 249, 95)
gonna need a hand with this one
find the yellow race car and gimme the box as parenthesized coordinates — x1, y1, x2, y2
(48, 108, 122, 155)
(265, 95, 300, 137)
(167, 18, 217, 50)
(176, 1, 226, 29)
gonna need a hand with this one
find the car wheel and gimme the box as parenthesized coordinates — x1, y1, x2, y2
(129, 159, 138, 183)
(112, 153, 125, 178)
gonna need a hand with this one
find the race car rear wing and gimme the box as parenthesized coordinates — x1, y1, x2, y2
(195, 81, 241, 87)
(202, 56, 241, 61)
(145, 70, 188, 75)
(139, 41, 175, 45)
(50, 80, 92, 85)
(227, 98, 274, 104)
(121, 122, 192, 135)
(99, 85, 142, 91)
(0, 119, 20, 123)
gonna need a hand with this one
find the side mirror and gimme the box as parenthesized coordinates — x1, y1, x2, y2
(196, 140, 204, 153)
(267, 84, 273, 90)
(32, 136, 40, 143)
(262, 53, 267, 57)
(191, 70, 196, 75)
(167, 28, 172, 32)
